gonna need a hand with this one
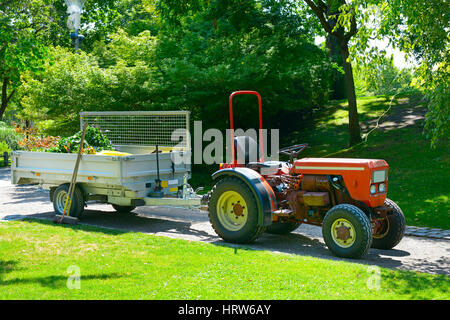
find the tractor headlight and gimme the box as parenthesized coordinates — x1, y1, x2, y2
(379, 183, 386, 193)
(370, 184, 377, 194)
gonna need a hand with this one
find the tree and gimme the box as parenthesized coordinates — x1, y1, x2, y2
(0, 0, 56, 120)
(302, 0, 362, 146)
(0, 0, 155, 121)
(354, 55, 414, 96)
(20, 0, 333, 136)
(372, 0, 449, 146)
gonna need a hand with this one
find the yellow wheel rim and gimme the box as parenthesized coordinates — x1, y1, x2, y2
(331, 218, 356, 248)
(216, 191, 248, 231)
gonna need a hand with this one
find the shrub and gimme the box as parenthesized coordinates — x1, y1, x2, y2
(0, 141, 11, 154)
(0, 122, 23, 150)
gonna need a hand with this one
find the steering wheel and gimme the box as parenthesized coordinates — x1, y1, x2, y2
(278, 143, 308, 159)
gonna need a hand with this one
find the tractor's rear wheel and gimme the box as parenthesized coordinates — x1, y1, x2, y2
(266, 221, 301, 235)
(208, 177, 265, 243)
(371, 199, 405, 250)
(322, 204, 373, 259)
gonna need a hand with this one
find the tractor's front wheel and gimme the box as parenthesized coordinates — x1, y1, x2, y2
(322, 204, 373, 259)
(371, 199, 405, 250)
(208, 177, 265, 243)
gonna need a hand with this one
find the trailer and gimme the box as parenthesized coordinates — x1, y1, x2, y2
(11, 111, 205, 217)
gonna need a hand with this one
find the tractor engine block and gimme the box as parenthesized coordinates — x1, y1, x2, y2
(267, 174, 343, 225)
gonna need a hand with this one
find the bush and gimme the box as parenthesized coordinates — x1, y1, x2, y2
(0, 122, 23, 150)
(0, 141, 11, 154)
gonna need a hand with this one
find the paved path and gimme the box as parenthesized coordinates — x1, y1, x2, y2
(1, 167, 449, 275)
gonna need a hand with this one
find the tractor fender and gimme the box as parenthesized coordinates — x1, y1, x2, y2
(212, 167, 276, 226)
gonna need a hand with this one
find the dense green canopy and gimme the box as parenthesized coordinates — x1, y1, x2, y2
(1, 0, 448, 146)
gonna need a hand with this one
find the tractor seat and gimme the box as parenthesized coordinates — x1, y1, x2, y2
(234, 135, 291, 174)
(234, 136, 259, 165)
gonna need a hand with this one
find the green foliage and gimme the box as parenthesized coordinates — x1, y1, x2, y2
(420, 63, 449, 147)
(3, 0, 449, 148)
(352, 0, 450, 146)
(354, 56, 416, 97)
(0, 140, 11, 154)
(0, 0, 55, 119)
(0, 122, 22, 150)
(19, 1, 334, 135)
(47, 126, 113, 153)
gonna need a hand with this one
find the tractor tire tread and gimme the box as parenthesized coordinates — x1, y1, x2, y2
(372, 198, 405, 249)
(208, 177, 266, 244)
(323, 204, 373, 259)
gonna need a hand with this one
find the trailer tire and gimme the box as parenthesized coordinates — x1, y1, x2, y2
(208, 177, 265, 244)
(265, 222, 301, 235)
(111, 204, 136, 213)
(52, 184, 85, 218)
(372, 199, 405, 250)
(322, 204, 372, 259)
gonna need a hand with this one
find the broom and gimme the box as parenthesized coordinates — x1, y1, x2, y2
(53, 120, 88, 225)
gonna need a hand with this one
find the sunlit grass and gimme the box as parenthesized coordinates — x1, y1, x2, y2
(0, 219, 448, 300)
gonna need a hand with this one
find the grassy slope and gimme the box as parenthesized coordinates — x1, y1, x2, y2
(280, 95, 449, 229)
(0, 219, 448, 300)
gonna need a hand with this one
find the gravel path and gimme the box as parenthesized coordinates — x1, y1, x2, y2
(1, 167, 449, 276)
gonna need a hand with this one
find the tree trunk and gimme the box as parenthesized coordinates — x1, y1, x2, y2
(0, 77, 15, 121)
(326, 35, 347, 100)
(339, 42, 362, 146)
(0, 78, 8, 121)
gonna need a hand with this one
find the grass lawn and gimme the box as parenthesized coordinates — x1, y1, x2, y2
(0, 219, 448, 300)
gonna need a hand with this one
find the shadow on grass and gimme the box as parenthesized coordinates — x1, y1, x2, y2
(0, 273, 122, 289)
(0, 260, 20, 278)
(14, 211, 215, 240)
(13, 215, 128, 236)
(381, 270, 450, 299)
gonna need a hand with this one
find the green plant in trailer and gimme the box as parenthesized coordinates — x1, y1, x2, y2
(48, 126, 113, 154)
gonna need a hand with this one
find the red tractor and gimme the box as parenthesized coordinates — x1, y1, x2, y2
(207, 91, 405, 259)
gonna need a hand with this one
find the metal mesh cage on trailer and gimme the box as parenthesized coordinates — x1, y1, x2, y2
(80, 111, 190, 150)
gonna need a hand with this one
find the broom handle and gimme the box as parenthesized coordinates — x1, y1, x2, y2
(60, 121, 88, 222)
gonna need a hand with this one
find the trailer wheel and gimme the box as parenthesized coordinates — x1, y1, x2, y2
(111, 204, 136, 213)
(322, 204, 372, 259)
(372, 199, 405, 250)
(208, 177, 265, 243)
(52, 184, 85, 218)
(265, 222, 301, 235)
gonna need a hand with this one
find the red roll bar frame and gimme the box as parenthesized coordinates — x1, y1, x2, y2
(229, 90, 264, 167)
